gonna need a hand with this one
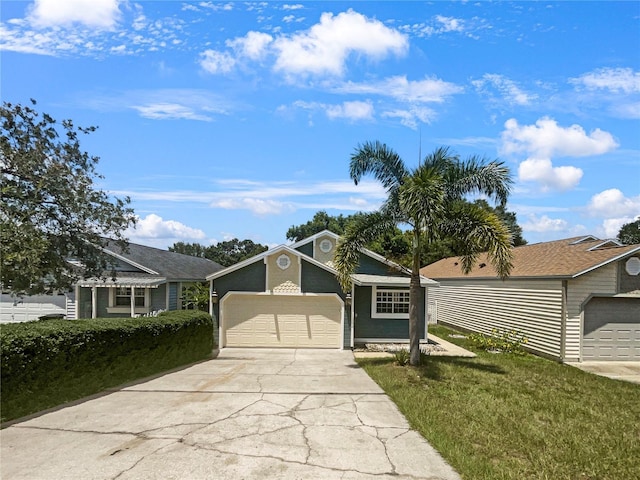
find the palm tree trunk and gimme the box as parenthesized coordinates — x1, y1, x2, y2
(409, 228, 422, 366)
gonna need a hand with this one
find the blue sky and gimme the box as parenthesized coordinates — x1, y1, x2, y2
(2, 1, 639, 250)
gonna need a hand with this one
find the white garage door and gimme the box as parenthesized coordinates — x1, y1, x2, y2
(0, 294, 67, 323)
(221, 293, 342, 348)
(583, 297, 640, 360)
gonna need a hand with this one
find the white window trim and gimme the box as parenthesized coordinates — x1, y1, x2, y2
(107, 287, 150, 314)
(371, 286, 410, 319)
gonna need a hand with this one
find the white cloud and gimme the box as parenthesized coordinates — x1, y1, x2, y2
(501, 117, 618, 158)
(211, 198, 295, 216)
(518, 157, 583, 192)
(382, 106, 436, 129)
(199, 49, 236, 74)
(282, 4, 304, 10)
(272, 9, 407, 77)
(198, 2, 234, 11)
(501, 117, 618, 191)
(82, 88, 228, 120)
(131, 103, 213, 121)
(472, 73, 537, 106)
(435, 15, 464, 33)
(325, 101, 374, 121)
(404, 15, 467, 37)
(335, 75, 463, 103)
(227, 31, 273, 60)
(521, 214, 568, 233)
(127, 214, 206, 241)
(116, 178, 387, 217)
(586, 189, 640, 218)
(570, 67, 640, 94)
(27, 0, 122, 29)
(292, 100, 374, 122)
(601, 217, 636, 238)
(611, 101, 640, 119)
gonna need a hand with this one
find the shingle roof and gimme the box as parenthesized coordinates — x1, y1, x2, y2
(104, 240, 223, 281)
(420, 236, 640, 280)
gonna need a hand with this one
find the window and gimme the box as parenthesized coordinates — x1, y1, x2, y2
(372, 287, 410, 318)
(114, 287, 145, 307)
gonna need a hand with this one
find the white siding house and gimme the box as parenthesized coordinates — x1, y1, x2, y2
(422, 236, 640, 362)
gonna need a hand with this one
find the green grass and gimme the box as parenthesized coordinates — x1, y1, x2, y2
(357, 325, 640, 480)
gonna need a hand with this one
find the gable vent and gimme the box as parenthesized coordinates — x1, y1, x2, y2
(587, 239, 624, 251)
(570, 235, 599, 245)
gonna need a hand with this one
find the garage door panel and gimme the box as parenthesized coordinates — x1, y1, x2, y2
(583, 297, 640, 360)
(223, 294, 341, 348)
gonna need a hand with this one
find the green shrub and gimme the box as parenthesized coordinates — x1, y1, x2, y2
(468, 328, 528, 354)
(1, 310, 214, 423)
(394, 348, 410, 366)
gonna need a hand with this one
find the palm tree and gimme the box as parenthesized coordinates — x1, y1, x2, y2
(335, 142, 514, 366)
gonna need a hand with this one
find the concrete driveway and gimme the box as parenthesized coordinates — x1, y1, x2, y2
(1, 349, 460, 480)
(571, 361, 640, 384)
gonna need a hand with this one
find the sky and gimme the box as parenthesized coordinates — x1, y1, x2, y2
(2, 0, 639, 251)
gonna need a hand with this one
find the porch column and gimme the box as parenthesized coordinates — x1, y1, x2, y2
(91, 286, 97, 318)
(130, 287, 136, 317)
(75, 285, 80, 320)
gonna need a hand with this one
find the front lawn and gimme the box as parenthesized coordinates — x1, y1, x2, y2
(357, 325, 640, 480)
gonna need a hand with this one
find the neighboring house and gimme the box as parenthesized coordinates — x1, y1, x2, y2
(207, 230, 437, 349)
(0, 293, 70, 324)
(0, 240, 223, 322)
(421, 236, 640, 362)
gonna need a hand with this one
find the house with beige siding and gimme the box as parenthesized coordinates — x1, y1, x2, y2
(208, 230, 437, 349)
(421, 236, 640, 362)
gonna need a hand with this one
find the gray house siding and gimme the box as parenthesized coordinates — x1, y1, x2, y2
(353, 285, 426, 340)
(301, 261, 342, 294)
(356, 255, 405, 276)
(619, 256, 640, 293)
(168, 283, 178, 310)
(294, 243, 313, 257)
(150, 284, 167, 312)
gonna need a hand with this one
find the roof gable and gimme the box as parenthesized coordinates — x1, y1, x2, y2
(207, 244, 337, 281)
(209, 231, 429, 283)
(421, 236, 640, 280)
(290, 229, 412, 277)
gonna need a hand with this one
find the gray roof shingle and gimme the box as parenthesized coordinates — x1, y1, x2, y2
(104, 240, 223, 281)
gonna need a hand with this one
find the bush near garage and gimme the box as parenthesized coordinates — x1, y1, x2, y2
(1, 310, 214, 423)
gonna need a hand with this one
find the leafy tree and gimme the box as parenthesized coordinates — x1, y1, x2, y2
(207, 238, 268, 267)
(169, 238, 268, 267)
(168, 242, 209, 258)
(617, 218, 640, 245)
(1, 100, 136, 295)
(473, 199, 527, 247)
(286, 211, 361, 241)
(335, 142, 514, 366)
(181, 282, 210, 311)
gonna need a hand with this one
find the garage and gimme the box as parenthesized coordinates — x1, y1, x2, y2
(221, 293, 343, 348)
(583, 297, 640, 360)
(0, 293, 68, 323)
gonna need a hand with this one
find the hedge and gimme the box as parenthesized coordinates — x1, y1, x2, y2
(1, 310, 214, 423)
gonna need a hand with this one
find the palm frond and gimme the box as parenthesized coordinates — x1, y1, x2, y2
(350, 141, 408, 191)
(442, 202, 514, 279)
(334, 211, 397, 291)
(420, 145, 458, 171)
(398, 164, 446, 231)
(445, 156, 512, 206)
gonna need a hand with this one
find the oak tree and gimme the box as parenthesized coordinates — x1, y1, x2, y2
(1, 100, 136, 295)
